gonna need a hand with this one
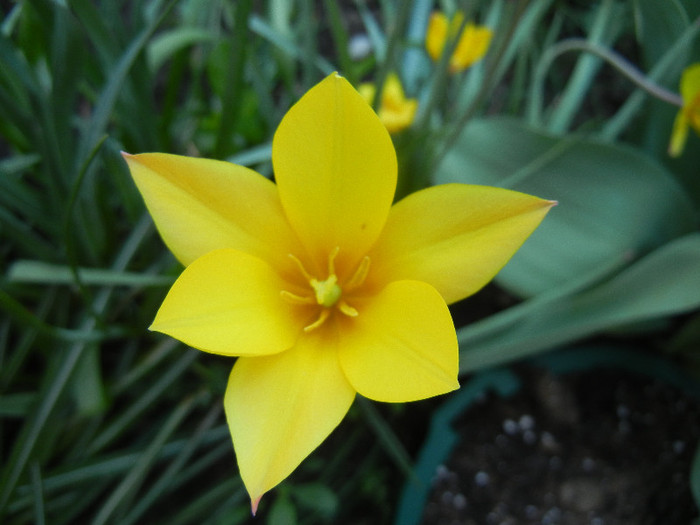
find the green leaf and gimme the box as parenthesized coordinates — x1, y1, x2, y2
(633, 0, 690, 67)
(292, 483, 338, 518)
(8, 260, 174, 287)
(91, 395, 198, 525)
(0, 393, 35, 417)
(147, 27, 217, 72)
(267, 494, 297, 525)
(70, 347, 107, 415)
(545, 0, 622, 133)
(437, 117, 695, 297)
(458, 233, 700, 372)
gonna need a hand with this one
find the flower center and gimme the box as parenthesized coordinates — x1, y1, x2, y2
(281, 247, 370, 332)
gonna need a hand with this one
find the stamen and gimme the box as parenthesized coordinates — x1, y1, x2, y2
(303, 308, 331, 332)
(327, 246, 340, 276)
(287, 253, 314, 282)
(280, 290, 316, 305)
(338, 300, 358, 317)
(344, 256, 371, 291)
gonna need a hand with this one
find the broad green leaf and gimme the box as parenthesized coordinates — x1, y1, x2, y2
(459, 233, 700, 372)
(437, 117, 695, 297)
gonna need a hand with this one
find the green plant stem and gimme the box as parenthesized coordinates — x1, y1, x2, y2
(528, 38, 684, 128)
(356, 397, 415, 481)
(63, 134, 109, 322)
(30, 463, 45, 525)
(430, 0, 529, 174)
(546, 0, 615, 133)
(370, 0, 412, 112)
(213, 0, 252, 158)
(601, 15, 700, 141)
(323, 0, 355, 84)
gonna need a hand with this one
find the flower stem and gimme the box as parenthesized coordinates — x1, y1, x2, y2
(528, 38, 684, 129)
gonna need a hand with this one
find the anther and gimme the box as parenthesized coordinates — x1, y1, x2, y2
(338, 300, 358, 317)
(287, 253, 314, 282)
(280, 290, 316, 305)
(344, 256, 371, 291)
(303, 308, 331, 332)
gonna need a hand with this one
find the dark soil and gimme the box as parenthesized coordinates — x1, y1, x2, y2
(422, 365, 700, 525)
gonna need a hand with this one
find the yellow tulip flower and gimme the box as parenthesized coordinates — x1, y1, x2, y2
(123, 73, 553, 512)
(426, 11, 492, 73)
(669, 63, 700, 157)
(359, 73, 418, 133)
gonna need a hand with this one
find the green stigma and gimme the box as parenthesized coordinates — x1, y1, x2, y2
(310, 275, 342, 308)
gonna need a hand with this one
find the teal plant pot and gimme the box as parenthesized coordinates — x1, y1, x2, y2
(393, 345, 700, 525)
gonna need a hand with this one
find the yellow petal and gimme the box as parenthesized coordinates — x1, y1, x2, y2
(451, 24, 492, 72)
(378, 73, 418, 133)
(680, 63, 700, 105)
(425, 12, 449, 62)
(338, 280, 458, 402)
(123, 152, 301, 269)
(272, 73, 397, 274)
(226, 332, 355, 511)
(358, 74, 417, 134)
(151, 249, 305, 356)
(668, 110, 690, 158)
(368, 184, 555, 305)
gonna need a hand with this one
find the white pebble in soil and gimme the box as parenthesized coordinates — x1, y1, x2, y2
(475, 470, 491, 487)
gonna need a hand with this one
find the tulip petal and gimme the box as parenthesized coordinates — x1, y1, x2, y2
(123, 152, 301, 269)
(226, 333, 355, 510)
(378, 73, 418, 134)
(425, 12, 449, 62)
(151, 249, 305, 356)
(272, 73, 397, 274)
(680, 63, 700, 105)
(338, 280, 459, 402)
(668, 111, 690, 158)
(368, 184, 555, 305)
(452, 24, 492, 71)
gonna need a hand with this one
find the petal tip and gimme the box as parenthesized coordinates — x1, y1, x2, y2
(251, 494, 263, 516)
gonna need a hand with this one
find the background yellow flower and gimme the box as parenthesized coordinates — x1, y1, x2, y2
(669, 63, 700, 157)
(426, 11, 492, 73)
(359, 73, 418, 133)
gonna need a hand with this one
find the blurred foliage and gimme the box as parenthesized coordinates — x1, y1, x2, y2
(0, 0, 699, 523)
